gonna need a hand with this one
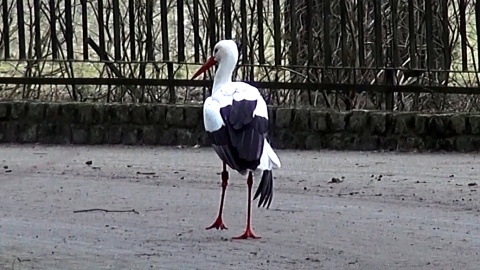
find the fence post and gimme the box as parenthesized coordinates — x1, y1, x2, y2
(167, 62, 176, 104)
(385, 65, 394, 111)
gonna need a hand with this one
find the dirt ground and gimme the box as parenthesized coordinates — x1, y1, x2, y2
(1, 144, 479, 270)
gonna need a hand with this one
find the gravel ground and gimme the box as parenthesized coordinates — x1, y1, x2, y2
(1, 145, 479, 270)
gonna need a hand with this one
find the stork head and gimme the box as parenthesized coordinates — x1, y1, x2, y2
(191, 40, 239, 80)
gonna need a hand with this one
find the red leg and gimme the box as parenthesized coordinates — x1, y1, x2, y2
(232, 172, 261, 239)
(206, 162, 228, 230)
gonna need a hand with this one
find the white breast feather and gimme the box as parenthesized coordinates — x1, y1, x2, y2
(203, 97, 224, 132)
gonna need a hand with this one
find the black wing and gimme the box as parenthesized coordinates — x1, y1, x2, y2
(207, 99, 268, 172)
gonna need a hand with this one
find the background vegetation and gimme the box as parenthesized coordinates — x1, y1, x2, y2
(0, 0, 479, 112)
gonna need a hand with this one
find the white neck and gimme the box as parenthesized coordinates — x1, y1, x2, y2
(212, 55, 236, 93)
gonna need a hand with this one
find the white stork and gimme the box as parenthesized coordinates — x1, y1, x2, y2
(191, 40, 281, 239)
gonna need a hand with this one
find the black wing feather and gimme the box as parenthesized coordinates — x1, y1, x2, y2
(206, 99, 268, 172)
(228, 99, 257, 129)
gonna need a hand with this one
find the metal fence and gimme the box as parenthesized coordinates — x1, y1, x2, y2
(0, 0, 479, 111)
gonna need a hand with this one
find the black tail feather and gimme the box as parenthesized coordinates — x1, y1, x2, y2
(253, 170, 273, 209)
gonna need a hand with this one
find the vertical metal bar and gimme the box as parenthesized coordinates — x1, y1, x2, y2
(390, 0, 399, 67)
(323, 0, 332, 66)
(65, 0, 74, 59)
(16, 0, 26, 59)
(208, 0, 216, 52)
(113, 0, 121, 60)
(306, 0, 314, 106)
(459, 0, 468, 70)
(193, 0, 200, 62)
(98, 0, 106, 57)
(129, 0, 135, 60)
(476, 0, 480, 71)
(290, 0, 297, 65)
(408, 0, 416, 68)
(49, 0, 57, 59)
(167, 62, 176, 104)
(177, 0, 185, 62)
(160, 0, 170, 60)
(357, 0, 364, 67)
(224, 0, 232, 39)
(146, 0, 154, 60)
(373, 0, 383, 68)
(442, 0, 448, 71)
(425, 0, 434, 69)
(385, 68, 394, 110)
(306, 0, 313, 66)
(240, 0, 247, 63)
(34, 0, 41, 58)
(2, 0, 9, 58)
(257, 0, 265, 64)
(273, 0, 281, 66)
(386, 0, 396, 111)
(81, 0, 89, 60)
(340, 0, 347, 66)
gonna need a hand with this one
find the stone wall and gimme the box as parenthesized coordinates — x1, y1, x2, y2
(1, 101, 479, 152)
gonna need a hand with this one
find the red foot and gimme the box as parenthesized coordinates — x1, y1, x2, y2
(232, 227, 261, 239)
(205, 217, 228, 230)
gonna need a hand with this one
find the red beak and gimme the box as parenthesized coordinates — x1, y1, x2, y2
(191, 56, 216, 80)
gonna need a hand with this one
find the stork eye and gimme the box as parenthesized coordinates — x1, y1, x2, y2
(214, 48, 218, 53)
